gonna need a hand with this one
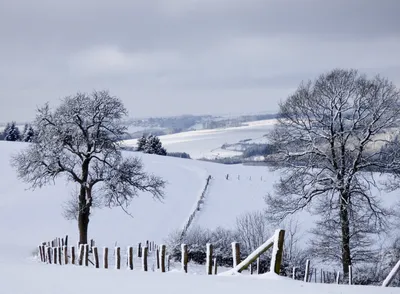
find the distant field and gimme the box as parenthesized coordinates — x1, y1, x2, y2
(123, 119, 276, 159)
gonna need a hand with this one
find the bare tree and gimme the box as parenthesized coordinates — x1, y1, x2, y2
(265, 69, 400, 275)
(12, 91, 165, 244)
(236, 211, 271, 252)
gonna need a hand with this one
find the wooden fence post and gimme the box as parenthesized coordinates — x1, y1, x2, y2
(336, 271, 340, 284)
(71, 246, 75, 265)
(292, 267, 296, 279)
(143, 246, 148, 272)
(181, 244, 188, 273)
(349, 265, 353, 285)
(63, 246, 68, 265)
(231, 242, 240, 268)
(58, 247, 62, 265)
(38, 246, 43, 262)
(128, 247, 133, 270)
(103, 247, 108, 269)
(160, 245, 166, 273)
(270, 229, 285, 274)
(256, 257, 260, 274)
(304, 260, 310, 282)
(46, 247, 52, 264)
(156, 247, 160, 269)
(65, 235, 68, 246)
(93, 247, 99, 268)
(206, 243, 213, 275)
(213, 257, 218, 275)
(137, 243, 142, 258)
(115, 247, 121, 270)
(78, 244, 84, 266)
(53, 247, 58, 265)
(84, 244, 89, 266)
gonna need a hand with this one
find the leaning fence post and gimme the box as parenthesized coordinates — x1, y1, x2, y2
(206, 243, 213, 275)
(115, 247, 121, 270)
(103, 247, 108, 269)
(304, 260, 310, 282)
(231, 242, 240, 268)
(71, 246, 75, 265)
(349, 265, 353, 285)
(160, 244, 166, 273)
(143, 246, 148, 272)
(63, 246, 68, 265)
(93, 246, 99, 268)
(128, 247, 133, 270)
(181, 244, 188, 273)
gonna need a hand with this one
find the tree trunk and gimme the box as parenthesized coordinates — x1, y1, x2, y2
(340, 192, 351, 275)
(78, 185, 90, 245)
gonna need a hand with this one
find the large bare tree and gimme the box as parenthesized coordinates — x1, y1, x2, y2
(13, 91, 165, 244)
(265, 69, 400, 275)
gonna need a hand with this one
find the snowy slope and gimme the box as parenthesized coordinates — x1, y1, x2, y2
(122, 119, 276, 159)
(0, 141, 399, 293)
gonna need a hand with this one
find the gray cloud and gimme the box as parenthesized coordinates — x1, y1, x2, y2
(0, 0, 399, 122)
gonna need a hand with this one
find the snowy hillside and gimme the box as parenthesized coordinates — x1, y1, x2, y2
(122, 119, 276, 159)
(0, 141, 399, 293)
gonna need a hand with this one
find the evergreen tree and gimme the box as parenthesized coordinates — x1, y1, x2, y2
(4, 122, 21, 141)
(137, 134, 147, 151)
(23, 125, 35, 142)
(144, 135, 167, 156)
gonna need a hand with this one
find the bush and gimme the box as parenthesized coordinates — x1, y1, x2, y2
(167, 152, 191, 159)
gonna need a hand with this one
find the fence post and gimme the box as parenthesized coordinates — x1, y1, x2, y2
(58, 247, 62, 265)
(304, 260, 310, 282)
(103, 247, 108, 269)
(206, 243, 213, 275)
(93, 247, 99, 268)
(336, 271, 340, 284)
(181, 244, 188, 273)
(270, 229, 285, 274)
(128, 247, 133, 270)
(78, 244, 84, 266)
(46, 247, 52, 264)
(213, 257, 218, 275)
(349, 265, 353, 285)
(71, 246, 75, 265)
(292, 267, 296, 279)
(38, 246, 43, 262)
(65, 235, 68, 246)
(231, 242, 240, 268)
(256, 257, 260, 274)
(84, 244, 89, 266)
(160, 245, 166, 273)
(143, 246, 148, 272)
(115, 247, 121, 270)
(156, 246, 160, 269)
(63, 246, 68, 265)
(53, 247, 57, 264)
(137, 243, 142, 258)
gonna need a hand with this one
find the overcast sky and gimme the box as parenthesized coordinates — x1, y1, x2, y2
(1, 0, 399, 122)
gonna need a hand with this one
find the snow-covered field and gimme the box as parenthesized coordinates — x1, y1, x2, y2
(0, 141, 399, 293)
(122, 119, 276, 159)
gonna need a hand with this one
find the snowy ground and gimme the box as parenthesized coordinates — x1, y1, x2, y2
(0, 141, 399, 293)
(122, 119, 276, 159)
